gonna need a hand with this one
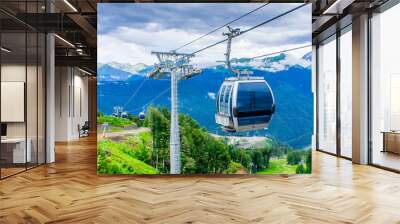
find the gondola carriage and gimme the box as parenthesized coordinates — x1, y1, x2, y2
(121, 112, 128, 118)
(215, 76, 275, 132)
(138, 112, 146, 121)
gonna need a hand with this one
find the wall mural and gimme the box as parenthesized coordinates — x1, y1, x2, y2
(97, 3, 313, 175)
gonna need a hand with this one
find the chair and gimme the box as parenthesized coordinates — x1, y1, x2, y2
(79, 121, 90, 138)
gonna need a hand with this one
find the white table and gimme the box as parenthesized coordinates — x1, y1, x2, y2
(1, 138, 31, 163)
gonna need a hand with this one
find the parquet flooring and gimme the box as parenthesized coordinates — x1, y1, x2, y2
(1, 136, 400, 223)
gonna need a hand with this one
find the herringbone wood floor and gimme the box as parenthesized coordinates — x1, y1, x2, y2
(1, 136, 400, 224)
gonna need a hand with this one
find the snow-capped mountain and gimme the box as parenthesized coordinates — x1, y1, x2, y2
(97, 62, 153, 81)
(107, 62, 148, 74)
(97, 52, 313, 149)
(97, 64, 135, 81)
(230, 53, 311, 72)
(98, 52, 311, 82)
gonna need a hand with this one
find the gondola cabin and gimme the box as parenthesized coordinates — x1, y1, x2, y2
(215, 77, 275, 132)
(139, 112, 146, 121)
(121, 112, 128, 119)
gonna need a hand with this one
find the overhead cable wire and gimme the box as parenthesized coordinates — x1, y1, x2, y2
(123, 78, 148, 108)
(191, 38, 228, 55)
(190, 3, 308, 55)
(173, 3, 270, 52)
(129, 87, 171, 112)
(239, 3, 307, 35)
(249, 44, 311, 59)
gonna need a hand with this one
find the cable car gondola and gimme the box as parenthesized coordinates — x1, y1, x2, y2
(215, 76, 275, 132)
(139, 112, 146, 121)
(121, 112, 128, 118)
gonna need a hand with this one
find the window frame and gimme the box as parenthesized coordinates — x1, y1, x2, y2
(315, 23, 353, 160)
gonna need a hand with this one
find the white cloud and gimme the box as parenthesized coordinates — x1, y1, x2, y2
(98, 5, 311, 68)
(99, 26, 311, 68)
(98, 35, 153, 64)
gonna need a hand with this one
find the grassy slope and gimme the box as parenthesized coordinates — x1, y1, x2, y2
(256, 158, 297, 174)
(97, 139, 158, 174)
(97, 115, 135, 127)
(109, 127, 124, 132)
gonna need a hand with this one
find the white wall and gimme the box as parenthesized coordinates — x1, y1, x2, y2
(55, 66, 69, 141)
(1, 64, 26, 138)
(55, 67, 89, 141)
(1, 63, 46, 164)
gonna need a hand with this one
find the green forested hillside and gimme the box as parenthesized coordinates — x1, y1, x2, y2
(97, 138, 159, 174)
(97, 107, 311, 174)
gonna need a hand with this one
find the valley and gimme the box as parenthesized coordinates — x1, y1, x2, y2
(97, 108, 311, 175)
(97, 53, 313, 149)
(96, 52, 313, 175)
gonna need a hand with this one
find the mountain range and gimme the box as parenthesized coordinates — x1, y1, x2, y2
(97, 52, 313, 149)
(98, 62, 152, 81)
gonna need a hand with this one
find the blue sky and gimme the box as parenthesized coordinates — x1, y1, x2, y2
(98, 3, 311, 67)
